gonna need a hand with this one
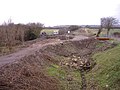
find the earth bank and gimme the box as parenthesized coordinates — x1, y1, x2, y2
(0, 38, 115, 90)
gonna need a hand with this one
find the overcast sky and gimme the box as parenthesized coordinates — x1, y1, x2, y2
(0, 0, 120, 26)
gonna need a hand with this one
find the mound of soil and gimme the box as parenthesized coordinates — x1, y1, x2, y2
(43, 38, 114, 57)
(0, 52, 59, 90)
(0, 38, 116, 90)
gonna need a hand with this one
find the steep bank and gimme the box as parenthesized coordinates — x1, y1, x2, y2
(86, 44, 120, 90)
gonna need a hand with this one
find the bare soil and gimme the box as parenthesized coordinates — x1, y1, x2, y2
(0, 35, 88, 67)
(0, 35, 115, 90)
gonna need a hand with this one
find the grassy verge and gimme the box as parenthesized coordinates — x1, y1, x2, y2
(87, 44, 120, 90)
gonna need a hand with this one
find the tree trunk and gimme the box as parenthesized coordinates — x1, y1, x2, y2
(107, 28, 110, 37)
(96, 28, 102, 37)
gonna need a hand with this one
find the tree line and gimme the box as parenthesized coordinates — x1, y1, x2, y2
(0, 20, 43, 48)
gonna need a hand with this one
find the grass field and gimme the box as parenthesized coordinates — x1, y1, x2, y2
(70, 28, 120, 37)
(88, 28, 120, 37)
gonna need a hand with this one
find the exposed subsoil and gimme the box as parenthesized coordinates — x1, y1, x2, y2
(0, 35, 88, 67)
(0, 35, 116, 90)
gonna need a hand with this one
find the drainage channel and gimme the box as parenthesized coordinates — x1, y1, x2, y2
(61, 54, 93, 90)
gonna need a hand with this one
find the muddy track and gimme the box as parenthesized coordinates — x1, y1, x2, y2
(0, 35, 88, 67)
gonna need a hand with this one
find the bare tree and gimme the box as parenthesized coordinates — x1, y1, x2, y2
(96, 17, 119, 37)
(101, 17, 119, 36)
(0, 20, 43, 50)
(96, 27, 102, 37)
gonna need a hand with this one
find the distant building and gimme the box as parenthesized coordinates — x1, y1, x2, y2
(40, 29, 59, 35)
(53, 30, 59, 34)
(68, 31, 70, 34)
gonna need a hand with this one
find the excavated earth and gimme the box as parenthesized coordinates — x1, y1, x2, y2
(0, 37, 116, 90)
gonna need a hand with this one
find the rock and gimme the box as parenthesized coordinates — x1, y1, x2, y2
(73, 55, 76, 58)
(67, 75, 73, 81)
(73, 58, 77, 62)
(84, 60, 88, 63)
(72, 63, 78, 67)
(106, 85, 109, 88)
(67, 57, 71, 60)
(65, 63, 69, 66)
(78, 57, 80, 59)
(72, 58, 74, 61)
(80, 61, 84, 65)
(73, 58, 78, 63)
(80, 64, 83, 67)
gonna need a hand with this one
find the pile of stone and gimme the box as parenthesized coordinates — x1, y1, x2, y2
(62, 55, 91, 70)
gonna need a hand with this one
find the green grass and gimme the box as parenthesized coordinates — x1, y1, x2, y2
(46, 41, 120, 90)
(47, 64, 66, 80)
(47, 64, 81, 90)
(87, 44, 120, 90)
(96, 42, 106, 48)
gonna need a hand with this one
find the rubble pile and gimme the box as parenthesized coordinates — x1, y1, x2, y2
(61, 55, 91, 71)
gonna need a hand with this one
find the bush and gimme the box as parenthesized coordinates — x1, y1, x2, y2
(113, 32, 120, 37)
(68, 25, 80, 31)
(25, 30, 37, 41)
(0, 23, 43, 47)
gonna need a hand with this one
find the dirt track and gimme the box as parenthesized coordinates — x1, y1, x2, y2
(0, 35, 88, 67)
